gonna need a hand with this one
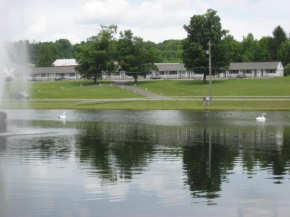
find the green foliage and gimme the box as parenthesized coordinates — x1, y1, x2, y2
(256, 37, 271, 61)
(241, 33, 258, 62)
(284, 63, 290, 76)
(54, 39, 74, 59)
(182, 9, 230, 82)
(223, 35, 242, 63)
(270, 25, 288, 60)
(116, 30, 159, 83)
(35, 43, 54, 67)
(75, 25, 118, 84)
(277, 41, 290, 66)
(155, 40, 183, 63)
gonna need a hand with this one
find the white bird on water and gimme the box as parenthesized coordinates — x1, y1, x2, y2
(256, 113, 266, 121)
(58, 112, 66, 119)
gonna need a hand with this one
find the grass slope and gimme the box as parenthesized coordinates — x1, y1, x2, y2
(4, 80, 143, 99)
(2, 77, 290, 110)
(130, 77, 290, 96)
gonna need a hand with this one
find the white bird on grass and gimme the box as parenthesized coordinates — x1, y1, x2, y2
(256, 113, 266, 121)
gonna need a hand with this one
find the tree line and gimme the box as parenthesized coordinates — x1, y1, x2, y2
(5, 9, 290, 83)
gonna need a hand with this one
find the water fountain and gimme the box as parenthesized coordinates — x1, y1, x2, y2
(0, 2, 31, 132)
(0, 1, 8, 132)
(0, 112, 7, 132)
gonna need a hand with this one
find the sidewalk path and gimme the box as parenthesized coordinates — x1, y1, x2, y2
(113, 81, 167, 98)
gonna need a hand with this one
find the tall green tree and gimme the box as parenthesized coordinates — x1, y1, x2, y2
(256, 36, 271, 61)
(75, 25, 117, 84)
(277, 40, 290, 66)
(270, 25, 287, 60)
(35, 43, 54, 67)
(241, 33, 258, 62)
(116, 30, 158, 83)
(155, 40, 183, 63)
(54, 39, 74, 59)
(182, 9, 230, 82)
(223, 35, 242, 63)
(283, 63, 290, 76)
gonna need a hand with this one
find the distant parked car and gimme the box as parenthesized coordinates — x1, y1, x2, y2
(237, 74, 246, 78)
(55, 77, 66, 81)
(10, 92, 30, 100)
(5, 76, 14, 82)
(150, 75, 161, 80)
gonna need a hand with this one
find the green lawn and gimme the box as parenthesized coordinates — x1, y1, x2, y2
(2, 77, 290, 110)
(3, 80, 143, 99)
(130, 77, 290, 96)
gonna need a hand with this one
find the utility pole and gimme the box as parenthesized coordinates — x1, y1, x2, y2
(208, 40, 212, 105)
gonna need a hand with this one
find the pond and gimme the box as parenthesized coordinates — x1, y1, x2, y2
(1, 110, 290, 217)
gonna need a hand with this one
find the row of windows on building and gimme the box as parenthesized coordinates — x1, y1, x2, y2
(230, 69, 277, 74)
(27, 69, 278, 78)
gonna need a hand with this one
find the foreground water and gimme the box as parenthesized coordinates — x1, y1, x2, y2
(1, 110, 290, 217)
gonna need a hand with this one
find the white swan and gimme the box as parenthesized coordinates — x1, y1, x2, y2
(256, 113, 266, 121)
(58, 112, 66, 119)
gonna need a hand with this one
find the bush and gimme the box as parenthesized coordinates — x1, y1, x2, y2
(284, 63, 290, 76)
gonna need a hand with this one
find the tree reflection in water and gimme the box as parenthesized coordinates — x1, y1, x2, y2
(75, 122, 156, 182)
(73, 121, 290, 204)
(183, 129, 238, 203)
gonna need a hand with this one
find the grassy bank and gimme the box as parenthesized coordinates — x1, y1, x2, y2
(2, 78, 290, 110)
(4, 80, 143, 99)
(2, 99, 290, 111)
(129, 77, 290, 96)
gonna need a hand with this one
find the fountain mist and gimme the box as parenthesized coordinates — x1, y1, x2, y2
(0, 1, 31, 110)
(0, 2, 8, 108)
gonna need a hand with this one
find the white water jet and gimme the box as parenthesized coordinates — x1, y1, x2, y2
(0, 1, 32, 132)
(0, 2, 8, 108)
(0, 1, 31, 110)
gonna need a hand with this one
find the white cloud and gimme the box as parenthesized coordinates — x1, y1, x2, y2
(77, 0, 209, 29)
(3, 0, 290, 43)
(11, 16, 48, 42)
(77, 0, 130, 24)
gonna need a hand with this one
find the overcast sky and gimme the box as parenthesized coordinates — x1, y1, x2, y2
(1, 0, 290, 44)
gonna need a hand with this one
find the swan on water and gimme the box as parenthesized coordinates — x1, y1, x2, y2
(58, 112, 66, 119)
(256, 113, 266, 121)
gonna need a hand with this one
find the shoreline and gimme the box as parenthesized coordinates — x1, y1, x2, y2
(1, 99, 290, 111)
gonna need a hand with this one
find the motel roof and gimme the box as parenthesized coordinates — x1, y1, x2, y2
(155, 63, 186, 71)
(52, 59, 78, 67)
(13, 66, 77, 74)
(229, 62, 282, 70)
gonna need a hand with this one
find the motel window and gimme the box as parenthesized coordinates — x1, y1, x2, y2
(41, 73, 46, 77)
(56, 73, 65, 77)
(69, 73, 75, 77)
(269, 69, 276, 73)
(230, 70, 239, 74)
(266, 69, 276, 73)
(169, 71, 177, 75)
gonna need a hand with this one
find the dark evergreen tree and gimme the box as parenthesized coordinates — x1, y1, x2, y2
(270, 25, 287, 60)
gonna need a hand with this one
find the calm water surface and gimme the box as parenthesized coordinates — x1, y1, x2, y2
(1, 110, 290, 217)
